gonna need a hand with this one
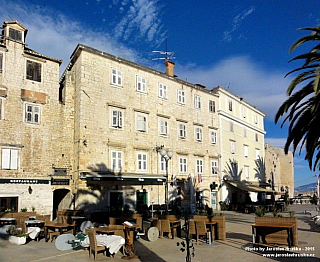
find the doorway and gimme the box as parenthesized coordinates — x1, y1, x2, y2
(109, 191, 123, 216)
(52, 189, 71, 220)
(136, 191, 147, 213)
(211, 191, 217, 210)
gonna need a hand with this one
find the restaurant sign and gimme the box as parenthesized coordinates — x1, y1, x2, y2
(0, 178, 50, 184)
(51, 178, 70, 185)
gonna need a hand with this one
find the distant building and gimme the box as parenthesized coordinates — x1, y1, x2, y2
(264, 143, 294, 198)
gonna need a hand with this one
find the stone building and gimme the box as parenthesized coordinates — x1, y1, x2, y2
(1, 20, 270, 216)
(0, 21, 73, 216)
(265, 143, 294, 198)
(212, 87, 270, 210)
(60, 44, 221, 214)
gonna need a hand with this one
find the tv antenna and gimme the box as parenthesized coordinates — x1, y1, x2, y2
(152, 39, 176, 61)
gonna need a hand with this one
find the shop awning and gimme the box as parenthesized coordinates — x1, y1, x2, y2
(82, 172, 167, 183)
(225, 180, 275, 193)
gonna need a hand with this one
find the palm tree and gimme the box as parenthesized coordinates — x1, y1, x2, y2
(275, 25, 320, 171)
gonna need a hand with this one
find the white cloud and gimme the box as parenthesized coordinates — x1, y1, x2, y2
(0, 1, 143, 75)
(176, 56, 291, 121)
(113, 0, 165, 43)
(223, 6, 255, 42)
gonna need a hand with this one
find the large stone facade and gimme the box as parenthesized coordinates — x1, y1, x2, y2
(0, 21, 72, 216)
(265, 143, 294, 198)
(60, 45, 221, 213)
(1, 21, 272, 216)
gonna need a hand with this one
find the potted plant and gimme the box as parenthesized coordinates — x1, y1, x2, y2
(7, 225, 28, 245)
(205, 205, 214, 222)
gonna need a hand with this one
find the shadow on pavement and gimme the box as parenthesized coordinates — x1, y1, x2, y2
(134, 239, 166, 262)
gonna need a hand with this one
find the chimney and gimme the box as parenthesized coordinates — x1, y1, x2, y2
(165, 60, 175, 77)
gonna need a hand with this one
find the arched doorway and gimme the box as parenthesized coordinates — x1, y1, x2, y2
(52, 188, 72, 220)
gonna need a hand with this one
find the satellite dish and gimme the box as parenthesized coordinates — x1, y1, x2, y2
(80, 221, 93, 233)
(147, 227, 159, 242)
(55, 234, 76, 251)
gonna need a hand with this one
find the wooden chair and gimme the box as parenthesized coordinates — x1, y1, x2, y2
(153, 219, 161, 237)
(37, 215, 51, 241)
(109, 217, 117, 225)
(160, 219, 171, 239)
(86, 228, 106, 260)
(195, 220, 210, 245)
(189, 220, 196, 240)
(135, 216, 143, 232)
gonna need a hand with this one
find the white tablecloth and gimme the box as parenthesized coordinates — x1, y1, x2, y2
(81, 235, 125, 254)
(27, 227, 40, 239)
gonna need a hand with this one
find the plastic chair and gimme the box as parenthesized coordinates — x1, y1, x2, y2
(86, 228, 106, 260)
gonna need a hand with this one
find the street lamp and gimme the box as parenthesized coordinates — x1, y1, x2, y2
(159, 148, 173, 210)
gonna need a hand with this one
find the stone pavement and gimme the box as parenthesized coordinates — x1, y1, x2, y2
(0, 204, 319, 262)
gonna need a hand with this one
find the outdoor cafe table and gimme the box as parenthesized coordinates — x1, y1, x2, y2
(205, 221, 218, 242)
(25, 220, 44, 240)
(251, 223, 295, 248)
(25, 220, 45, 227)
(44, 222, 75, 242)
(0, 217, 16, 226)
(70, 216, 86, 232)
(95, 227, 116, 235)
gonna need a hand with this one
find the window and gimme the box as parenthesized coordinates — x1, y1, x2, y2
(9, 28, 22, 42)
(209, 130, 217, 144)
(194, 95, 201, 109)
(136, 114, 147, 132)
(196, 159, 203, 174)
(177, 90, 185, 104)
(136, 75, 146, 93)
(26, 60, 41, 82)
(25, 103, 40, 124)
(111, 150, 123, 171)
(244, 145, 248, 158)
(211, 160, 218, 175)
(255, 133, 259, 142)
(209, 100, 215, 113)
(230, 141, 235, 154)
(194, 127, 203, 142)
(1, 148, 19, 170)
(179, 157, 187, 173)
(244, 166, 249, 179)
(160, 156, 166, 172)
(111, 109, 123, 128)
(230, 122, 234, 132)
(111, 68, 122, 86)
(255, 149, 260, 159)
(254, 114, 258, 124)
(228, 100, 233, 111)
(0, 53, 3, 73)
(242, 107, 247, 118)
(178, 123, 186, 139)
(158, 83, 167, 99)
(137, 152, 147, 171)
(0, 197, 18, 213)
(243, 128, 247, 138)
(159, 119, 168, 136)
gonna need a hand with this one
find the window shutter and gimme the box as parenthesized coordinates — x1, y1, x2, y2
(1, 149, 10, 169)
(0, 98, 2, 119)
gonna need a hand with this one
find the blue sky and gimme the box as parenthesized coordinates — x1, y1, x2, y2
(1, 0, 320, 187)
